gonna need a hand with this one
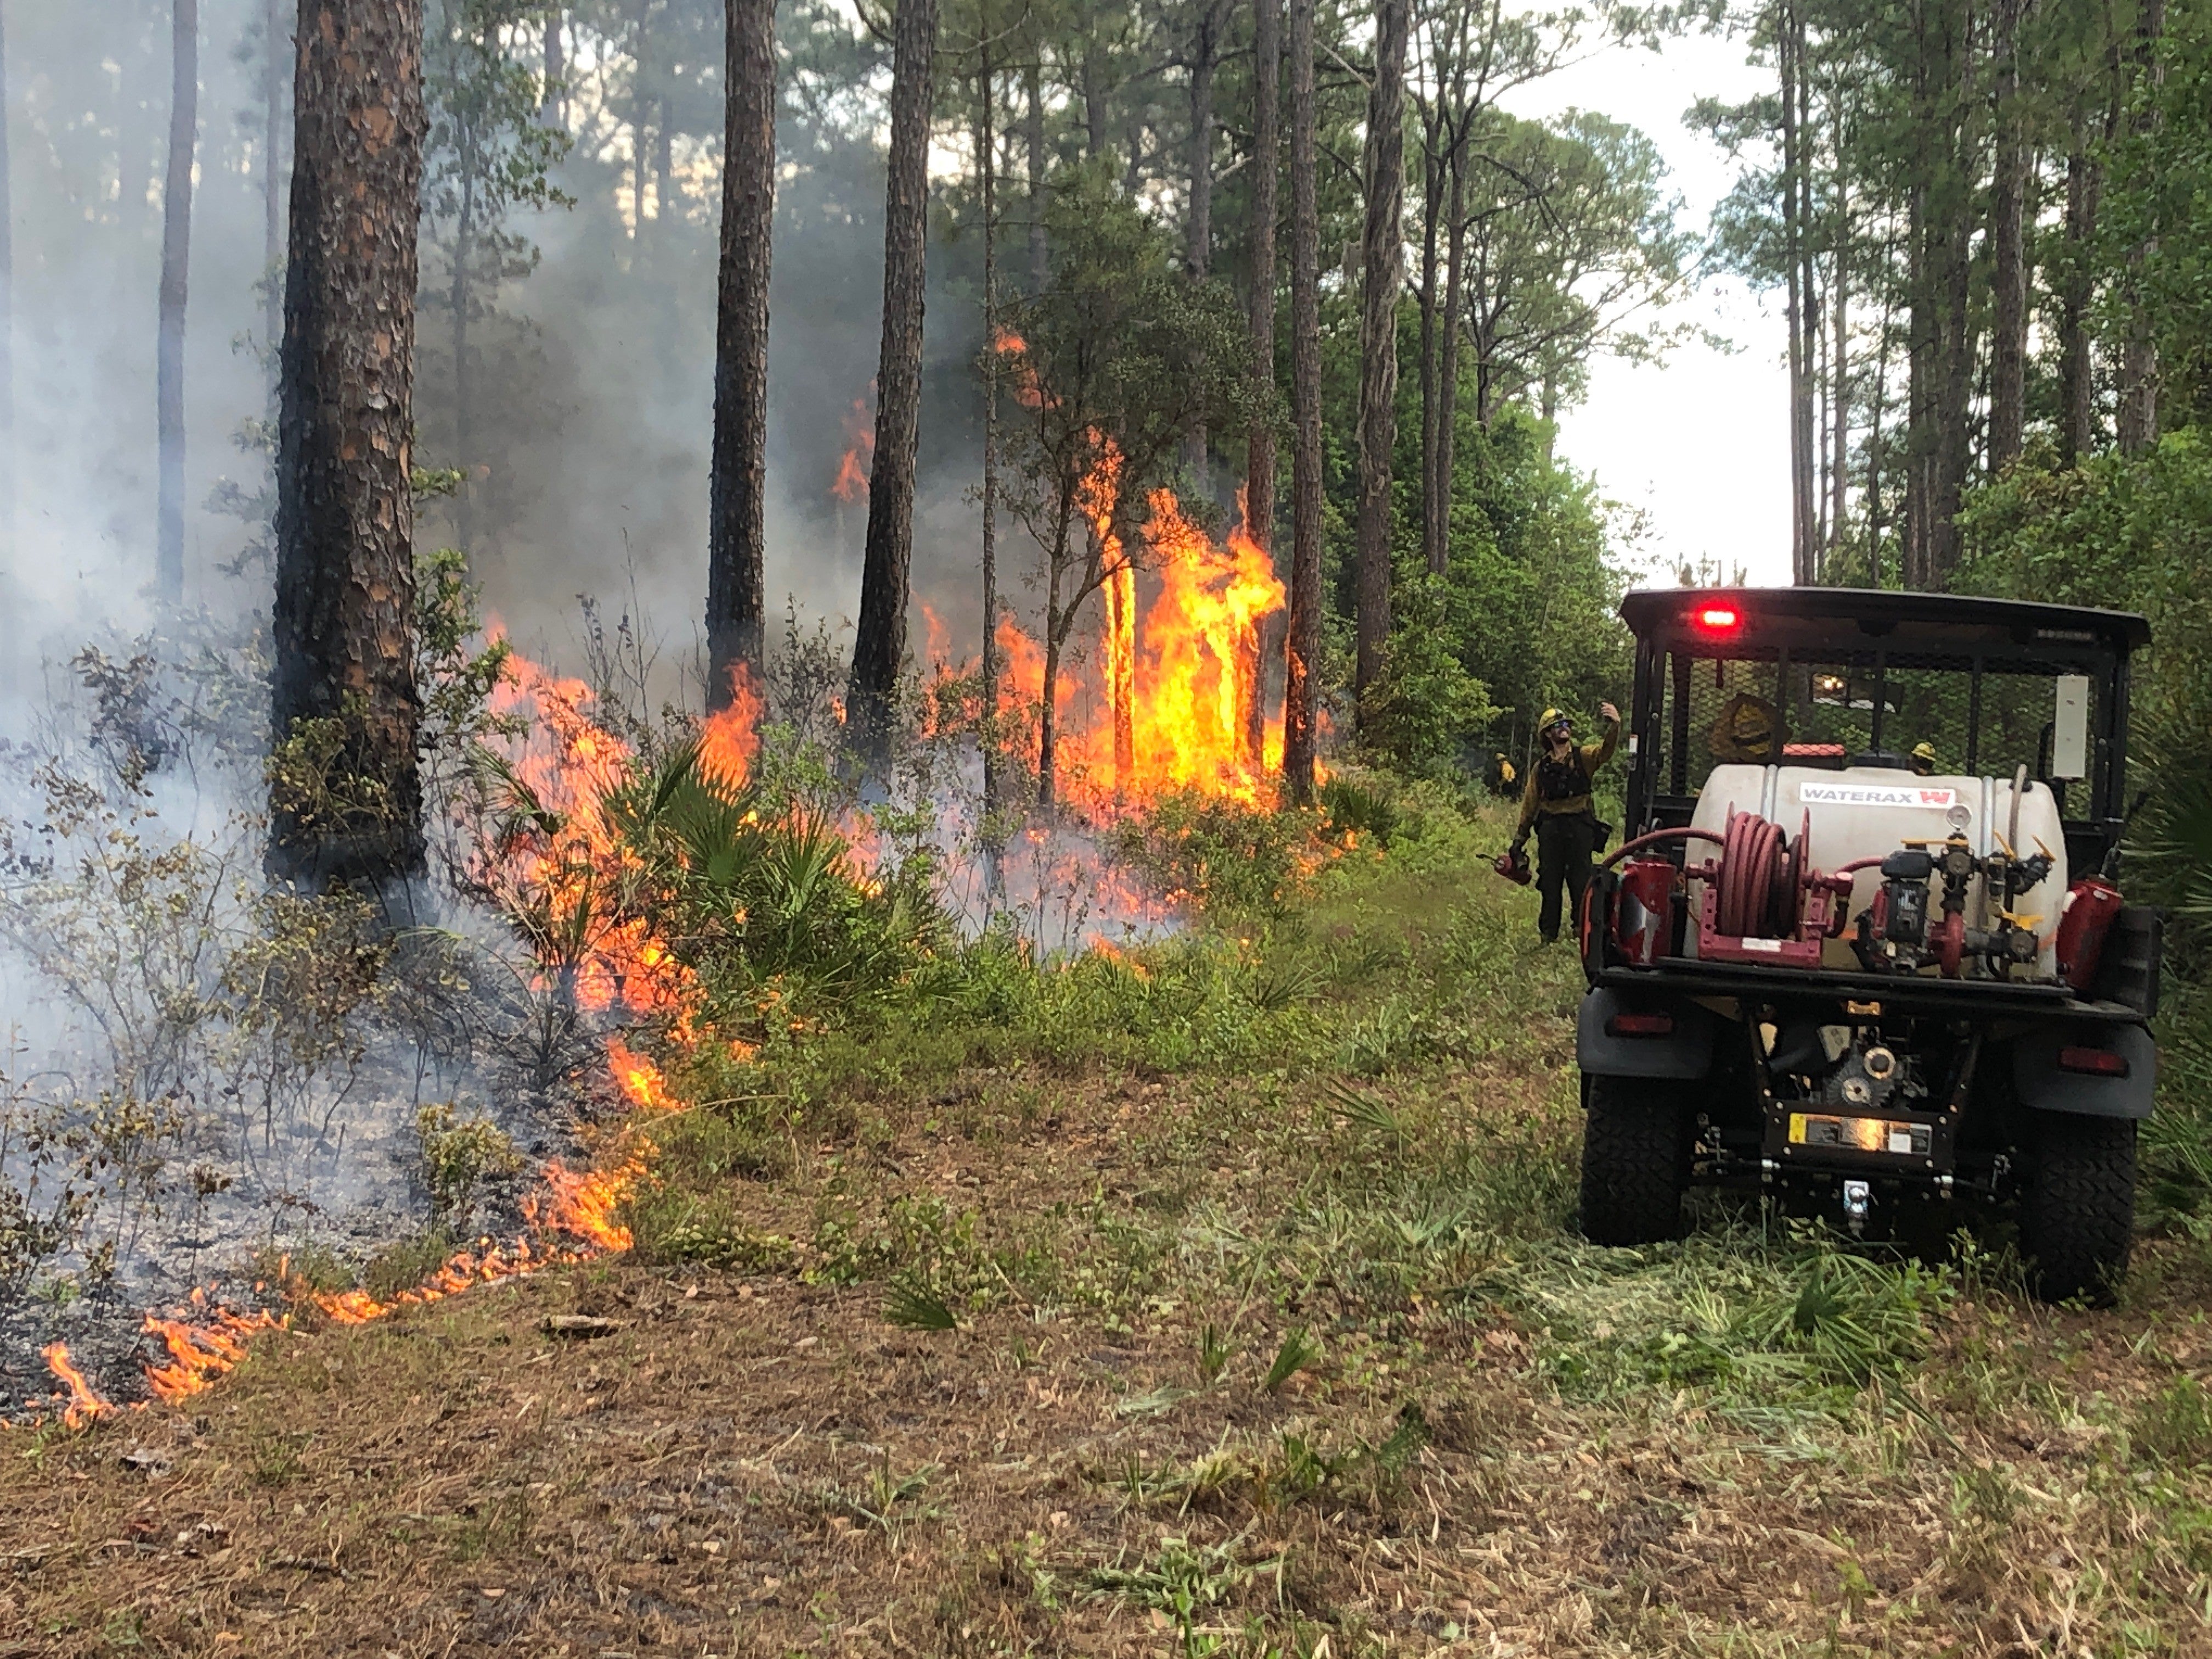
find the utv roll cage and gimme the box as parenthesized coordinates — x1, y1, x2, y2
(1620, 588, 2150, 883)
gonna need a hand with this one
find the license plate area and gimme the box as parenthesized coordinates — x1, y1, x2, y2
(1764, 1107, 1953, 1172)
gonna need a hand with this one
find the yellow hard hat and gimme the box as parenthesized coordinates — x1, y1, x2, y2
(1911, 741, 1937, 764)
(1539, 708, 1570, 732)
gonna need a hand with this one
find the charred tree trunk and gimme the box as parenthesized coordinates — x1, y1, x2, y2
(1244, 0, 1280, 763)
(264, 0, 286, 363)
(1281, 0, 1322, 805)
(1352, 0, 1408, 715)
(269, 0, 429, 889)
(1987, 0, 2027, 471)
(707, 0, 775, 702)
(847, 0, 938, 771)
(157, 0, 198, 606)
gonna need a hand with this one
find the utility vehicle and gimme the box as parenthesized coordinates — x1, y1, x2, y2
(1577, 588, 2160, 1302)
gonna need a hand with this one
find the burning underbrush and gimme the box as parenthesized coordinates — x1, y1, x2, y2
(1, 506, 1364, 1429)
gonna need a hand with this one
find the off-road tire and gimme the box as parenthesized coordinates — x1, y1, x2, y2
(1578, 1075, 1688, 1246)
(2019, 1113, 2136, 1306)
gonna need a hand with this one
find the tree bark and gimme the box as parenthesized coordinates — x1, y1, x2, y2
(1434, 143, 1465, 577)
(1352, 0, 1408, 714)
(542, 6, 566, 129)
(264, 0, 286, 363)
(978, 46, 1004, 831)
(2114, 0, 2163, 455)
(707, 0, 775, 702)
(2056, 130, 2098, 465)
(1281, 0, 1322, 805)
(1081, 40, 1107, 159)
(1244, 0, 1280, 762)
(1987, 0, 2027, 470)
(1780, 0, 1814, 586)
(1024, 55, 1047, 292)
(157, 0, 198, 606)
(847, 0, 938, 770)
(270, 0, 428, 888)
(0, 0, 14, 563)
(1415, 114, 1442, 578)
(1184, 0, 1225, 486)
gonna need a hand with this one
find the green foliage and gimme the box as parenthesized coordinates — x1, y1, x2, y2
(413, 1101, 523, 1224)
(1107, 793, 1313, 917)
(883, 1276, 961, 1331)
(2134, 1378, 2212, 1469)
(1261, 1327, 1322, 1393)
(1359, 572, 1499, 778)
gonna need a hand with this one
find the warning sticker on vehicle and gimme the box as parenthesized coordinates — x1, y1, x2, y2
(1798, 782, 1959, 810)
(1787, 1114, 1933, 1157)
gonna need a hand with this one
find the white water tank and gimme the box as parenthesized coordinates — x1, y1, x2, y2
(1685, 764, 2068, 975)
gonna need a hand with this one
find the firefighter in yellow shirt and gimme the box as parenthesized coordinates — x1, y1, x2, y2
(1510, 703, 1621, 943)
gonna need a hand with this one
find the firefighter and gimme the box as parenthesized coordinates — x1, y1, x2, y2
(1510, 702, 1621, 944)
(1489, 752, 1519, 797)
(1910, 741, 1938, 776)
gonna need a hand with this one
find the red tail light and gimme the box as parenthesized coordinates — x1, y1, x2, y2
(1606, 1012, 1675, 1037)
(2057, 1045, 2129, 1077)
(1694, 605, 1741, 633)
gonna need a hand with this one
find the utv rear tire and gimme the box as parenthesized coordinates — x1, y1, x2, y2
(1579, 1075, 1688, 1246)
(2019, 1113, 2136, 1306)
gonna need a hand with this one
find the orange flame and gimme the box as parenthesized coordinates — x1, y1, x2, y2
(608, 1039, 679, 1113)
(831, 391, 876, 503)
(142, 1293, 283, 1404)
(701, 664, 764, 791)
(41, 1342, 113, 1429)
(989, 450, 1286, 811)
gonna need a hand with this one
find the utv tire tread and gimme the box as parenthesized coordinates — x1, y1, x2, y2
(2020, 1113, 2136, 1306)
(1579, 1076, 1687, 1246)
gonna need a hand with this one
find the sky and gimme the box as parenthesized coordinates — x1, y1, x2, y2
(1500, 25, 1795, 589)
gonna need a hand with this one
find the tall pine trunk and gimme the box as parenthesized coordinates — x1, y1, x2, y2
(1433, 143, 1465, 577)
(1415, 115, 1441, 577)
(707, 0, 775, 702)
(1352, 0, 1408, 715)
(1184, 0, 1222, 486)
(1244, 0, 1280, 763)
(264, 0, 286, 362)
(978, 47, 1005, 830)
(2056, 128, 2098, 465)
(269, 0, 429, 889)
(1987, 0, 2027, 470)
(2114, 0, 2163, 455)
(0, 0, 14, 565)
(847, 0, 938, 771)
(157, 0, 198, 606)
(1780, 0, 1815, 585)
(1282, 0, 1322, 805)
(1024, 56, 1046, 292)
(542, 7, 565, 128)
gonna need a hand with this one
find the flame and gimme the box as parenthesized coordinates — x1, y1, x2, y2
(988, 447, 1286, 811)
(831, 390, 876, 503)
(41, 1342, 113, 1429)
(142, 1294, 283, 1404)
(609, 1038, 679, 1113)
(701, 664, 763, 791)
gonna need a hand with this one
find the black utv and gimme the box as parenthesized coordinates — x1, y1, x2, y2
(1575, 588, 2159, 1302)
